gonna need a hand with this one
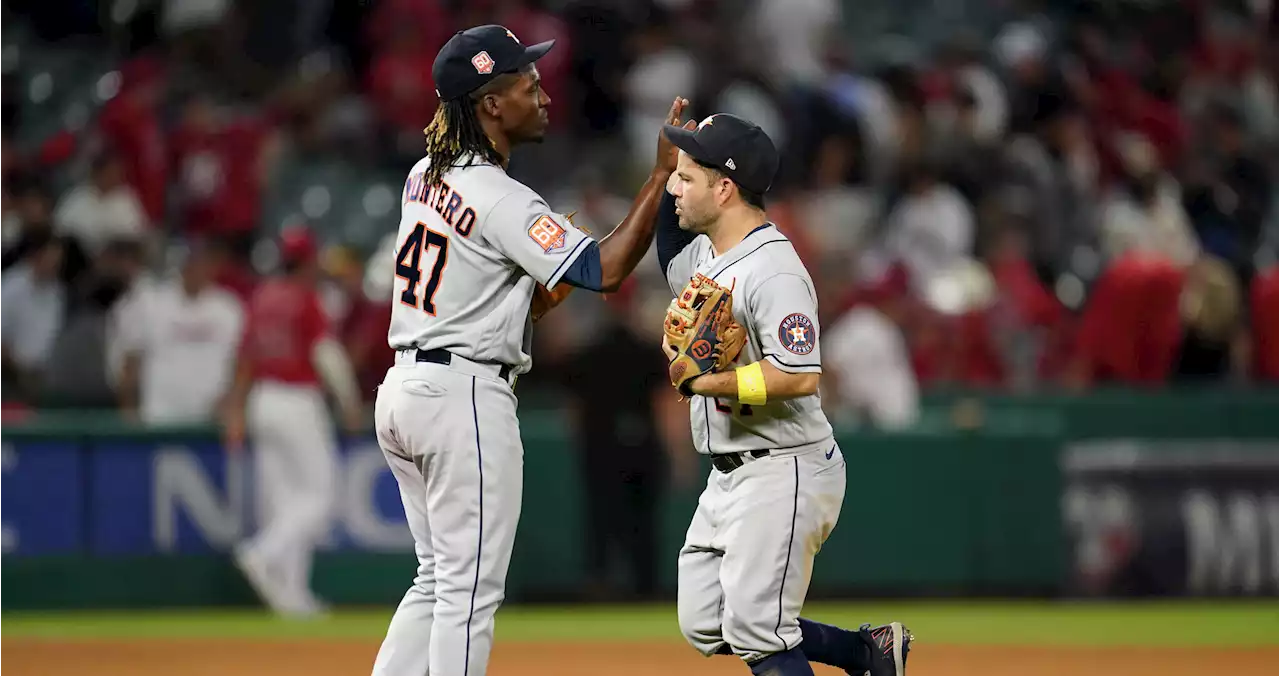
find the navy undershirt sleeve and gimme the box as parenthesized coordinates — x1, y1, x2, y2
(656, 191, 696, 275)
(559, 241, 604, 292)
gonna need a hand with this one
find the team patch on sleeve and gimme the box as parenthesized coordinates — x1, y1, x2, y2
(528, 215, 567, 253)
(778, 313, 816, 355)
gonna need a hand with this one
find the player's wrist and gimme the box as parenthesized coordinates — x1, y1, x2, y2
(649, 166, 673, 182)
(680, 374, 703, 397)
(736, 362, 767, 406)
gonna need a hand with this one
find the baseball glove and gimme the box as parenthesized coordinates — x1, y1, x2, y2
(664, 273, 747, 394)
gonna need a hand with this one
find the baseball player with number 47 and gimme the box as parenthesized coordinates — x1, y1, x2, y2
(658, 113, 914, 676)
(371, 24, 692, 676)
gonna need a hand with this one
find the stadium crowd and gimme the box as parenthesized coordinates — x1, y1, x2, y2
(1, 0, 1276, 434)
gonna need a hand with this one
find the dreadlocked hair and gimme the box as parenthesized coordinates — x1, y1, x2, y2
(422, 69, 527, 186)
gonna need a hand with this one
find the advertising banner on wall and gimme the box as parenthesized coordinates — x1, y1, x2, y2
(1061, 440, 1278, 597)
(1, 437, 413, 557)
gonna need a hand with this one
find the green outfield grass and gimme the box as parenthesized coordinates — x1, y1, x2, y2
(3, 601, 1276, 647)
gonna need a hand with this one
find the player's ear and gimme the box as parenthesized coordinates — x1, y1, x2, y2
(718, 177, 735, 206)
(479, 93, 502, 119)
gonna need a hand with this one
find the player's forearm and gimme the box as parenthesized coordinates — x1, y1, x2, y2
(596, 168, 671, 292)
(655, 190, 695, 275)
(118, 353, 141, 413)
(687, 360, 820, 402)
(225, 355, 255, 413)
(312, 337, 362, 415)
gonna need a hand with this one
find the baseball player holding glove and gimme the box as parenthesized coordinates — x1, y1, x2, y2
(658, 113, 914, 676)
(369, 24, 691, 676)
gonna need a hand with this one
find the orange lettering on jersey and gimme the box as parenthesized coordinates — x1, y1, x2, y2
(404, 172, 425, 205)
(456, 207, 476, 237)
(528, 215, 567, 253)
(443, 192, 463, 225)
(434, 182, 452, 215)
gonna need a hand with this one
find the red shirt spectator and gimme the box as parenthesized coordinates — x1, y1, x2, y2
(1250, 266, 1278, 381)
(171, 100, 275, 236)
(364, 0, 452, 52)
(1071, 254, 1185, 386)
(342, 298, 394, 402)
(367, 34, 441, 135)
(1089, 70, 1187, 178)
(98, 57, 168, 223)
(240, 277, 328, 385)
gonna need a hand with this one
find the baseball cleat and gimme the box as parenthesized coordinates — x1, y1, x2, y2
(857, 622, 912, 676)
(233, 545, 293, 616)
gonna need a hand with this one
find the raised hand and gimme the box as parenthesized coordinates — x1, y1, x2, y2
(656, 97, 692, 173)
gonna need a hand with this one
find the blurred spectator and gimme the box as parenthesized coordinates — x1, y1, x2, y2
(321, 245, 394, 403)
(1099, 135, 1198, 267)
(0, 233, 65, 400)
(930, 33, 1008, 146)
(171, 95, 281, 241)
(823, 269, 919, 430)
(748, 0, 839, 89)
(0, 0, 1276, 407)
(875, 159, 975, 295)
(1249, 265, 1278, 381)
(2, 175, 91, 287)
(1181, 102, 1271, 281)
(1172, 256, 1245, 381)
(53, 152, 149, 256)
(97, 56, 169, 223)
(109, 241, 244, 425)
(797, 130, 881, 288)
(40, 240, 150, 408)
(561, 0, 633, 138)
(1068, 254, 1185, 387)
(1002, 93, 1099, 285)
(560, 284, 672, 600)
(959, 223, 1065, 389)
(366, 12, 448, 159)
(622, 7, 696, 171)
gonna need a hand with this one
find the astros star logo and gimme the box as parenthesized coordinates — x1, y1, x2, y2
(778, 313, 816, 355)
(505, 29, 520, 43)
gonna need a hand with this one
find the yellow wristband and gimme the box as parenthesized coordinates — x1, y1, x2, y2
(736, 362, 767, 406)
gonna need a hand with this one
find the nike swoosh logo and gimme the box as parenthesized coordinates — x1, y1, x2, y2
(825, 446, 836, 460)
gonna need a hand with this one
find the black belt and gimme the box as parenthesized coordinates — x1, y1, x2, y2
(710, 449, 770, 473)
(414, 348, 513, 381)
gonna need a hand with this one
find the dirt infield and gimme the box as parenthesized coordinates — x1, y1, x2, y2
(3, 638, 1274, 675)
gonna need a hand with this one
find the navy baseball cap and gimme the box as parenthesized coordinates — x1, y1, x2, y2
(663, 114, 779, 195)
(433, 25, 555, 101)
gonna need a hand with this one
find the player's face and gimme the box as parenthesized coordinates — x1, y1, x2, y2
(670, 151, 721, 233)
(497, 66, 550, 144)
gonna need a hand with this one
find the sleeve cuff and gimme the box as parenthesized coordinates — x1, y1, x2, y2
(545, 235, 593, 290)
(765, 354, 823, 374)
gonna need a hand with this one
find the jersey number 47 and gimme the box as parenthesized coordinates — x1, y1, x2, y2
(396, 222, 449, 315)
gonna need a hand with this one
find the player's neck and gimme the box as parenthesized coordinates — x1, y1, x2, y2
(707, 208, 768, 256)
(479, 120, 512, 168)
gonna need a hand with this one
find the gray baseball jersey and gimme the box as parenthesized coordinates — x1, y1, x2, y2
(669, 224, 847, 666)
(387, 155, 592, 375)
(373, 154, 591, 676)
(663, 224, 833, 455)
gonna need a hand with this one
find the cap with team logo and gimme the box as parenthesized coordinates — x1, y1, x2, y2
(662, 114, 779, 196)
(432, 24, 555, 101)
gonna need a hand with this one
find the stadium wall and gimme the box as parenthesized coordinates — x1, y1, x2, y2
(2, 390, 1274, 609)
